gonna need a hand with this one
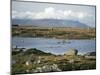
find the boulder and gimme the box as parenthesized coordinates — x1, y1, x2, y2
(84, 52, 96, 56)
(84, 52, 96, 59)
(65, 49, 78, 56)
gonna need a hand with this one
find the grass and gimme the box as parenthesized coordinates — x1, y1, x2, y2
(12, 26, 96, 74)
(12, 48, 96, 74)
(12, 26, 96, 39)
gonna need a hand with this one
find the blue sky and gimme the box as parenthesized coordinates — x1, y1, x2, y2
(12, 1, 96, 27)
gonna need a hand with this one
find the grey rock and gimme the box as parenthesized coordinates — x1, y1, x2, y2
(33, 64, 61, 73)
(84, 52, 96, 56)
(65, 49, 78, 56)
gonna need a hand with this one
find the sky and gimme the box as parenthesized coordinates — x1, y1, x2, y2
(12, 1, 96, 27)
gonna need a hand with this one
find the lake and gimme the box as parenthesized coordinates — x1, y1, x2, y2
(12, 37, 96, 55)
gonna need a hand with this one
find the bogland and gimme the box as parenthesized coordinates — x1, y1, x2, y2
(12, 26, 96, 39)
(12, 48, 96, 74)
(12, 25, 96, 74)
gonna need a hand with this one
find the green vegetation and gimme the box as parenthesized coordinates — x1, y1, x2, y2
(12, 48, 96, 74)
(23, 48, 53, 56)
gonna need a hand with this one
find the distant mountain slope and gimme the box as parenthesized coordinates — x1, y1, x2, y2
(12, 19, 89, 28)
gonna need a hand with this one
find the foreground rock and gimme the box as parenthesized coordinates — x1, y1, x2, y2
(12, 48, 96, 74)
(64, 49, 78, 56)
(84, 52, 96, 59)
(31, 64, 61, 73)
(84, 52, 96, 56)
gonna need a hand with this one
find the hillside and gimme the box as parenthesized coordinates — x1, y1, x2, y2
(12, 19, 89, 28)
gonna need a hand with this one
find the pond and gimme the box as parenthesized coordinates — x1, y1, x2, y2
(12, 37, 96, 55)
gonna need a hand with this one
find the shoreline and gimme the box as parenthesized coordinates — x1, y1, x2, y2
(12, 26, 96, 39)
(12, 47, 96, 74)
(12, 47, 96, 56)
(12, 36, 96, 40)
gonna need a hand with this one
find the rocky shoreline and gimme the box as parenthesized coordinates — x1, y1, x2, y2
(12, 48, 96, 74)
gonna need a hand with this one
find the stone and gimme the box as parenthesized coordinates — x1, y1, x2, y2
(33, 64, 61, 73)
(68, 59, 74, 63)
(25, 61, 32, 66)
(84, 52, 96, 59)
(65, 49, 78, 56)
(84, 52, 96, 56)
(26, 70, 29, 73)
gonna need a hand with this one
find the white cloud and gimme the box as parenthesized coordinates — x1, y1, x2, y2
(12, 7, 89, 20)
(45, 7, 54, 13)
(12, 10, 35, 19)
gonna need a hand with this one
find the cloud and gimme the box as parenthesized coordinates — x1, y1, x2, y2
(12, 7, 89, 20)
(12, 10, 35, 19)
(45, 7, 54, 13)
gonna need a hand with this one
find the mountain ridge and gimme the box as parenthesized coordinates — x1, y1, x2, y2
(12, 19, 89, 28)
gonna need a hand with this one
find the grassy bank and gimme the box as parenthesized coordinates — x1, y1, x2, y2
(12, 26, 96, 39)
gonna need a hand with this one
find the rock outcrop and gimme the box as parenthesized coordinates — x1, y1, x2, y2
(84, 52, 96, 56)
(65, 49, 78, 56)
(84, 52, 96, 59)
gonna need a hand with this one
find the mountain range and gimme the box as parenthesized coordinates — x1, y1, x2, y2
(12, 19, 89, 28)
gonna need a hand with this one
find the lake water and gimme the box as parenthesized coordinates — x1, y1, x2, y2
(12, 37, 96, 55)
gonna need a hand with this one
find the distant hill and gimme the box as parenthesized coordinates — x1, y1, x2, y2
(12, 19, 89, 28)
